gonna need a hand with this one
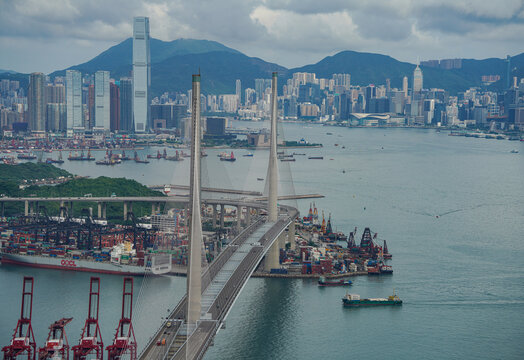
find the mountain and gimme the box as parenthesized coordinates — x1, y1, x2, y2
(0, 69, 18, 74)
(289, 50, 523, 93)
(48, 37, 522, 95)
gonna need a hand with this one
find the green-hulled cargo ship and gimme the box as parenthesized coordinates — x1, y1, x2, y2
(342, 292, 403, 307)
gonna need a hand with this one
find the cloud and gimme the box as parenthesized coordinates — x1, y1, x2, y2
(0, 0, 522, 73)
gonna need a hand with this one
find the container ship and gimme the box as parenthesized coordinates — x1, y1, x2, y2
(342, 292, 402, 306)
(0, 241, 171, 276)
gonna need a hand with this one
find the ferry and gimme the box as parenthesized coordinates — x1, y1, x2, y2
(220, 151, 236, 162)
(342, 292, 402, 307)
(318, 276, 352, 287)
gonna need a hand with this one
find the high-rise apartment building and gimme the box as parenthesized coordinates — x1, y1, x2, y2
(28, 72, 46, 131)
(403, 76, 408, 97)
(94, 70, 110, 130)
(119, 78, 133, 131)
(235, 79, 242, 106)
(413, 65, 423, 93)
(66, 70, 83, 129)
(133, 16, 151, 132)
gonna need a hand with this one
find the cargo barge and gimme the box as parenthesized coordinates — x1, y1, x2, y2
(318, 276, 352, 286)
(342, 292, 402, 306)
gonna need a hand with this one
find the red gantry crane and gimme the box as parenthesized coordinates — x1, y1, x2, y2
(106, 277, 137, 360)
(72, 277, 103, 360)
(2, 276, 37, 360)
(38, 318, 73, 360)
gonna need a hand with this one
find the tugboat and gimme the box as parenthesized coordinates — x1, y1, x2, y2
(220, 151, 236, 162)
(342, 291, 402, 307)
(318, 276, 352, 287)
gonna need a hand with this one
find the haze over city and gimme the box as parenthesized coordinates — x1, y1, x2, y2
(1, 0, 524, 73)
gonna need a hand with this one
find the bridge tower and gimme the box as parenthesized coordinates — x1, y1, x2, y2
(264, 72, 281, 272)
(187, 74, 203, 325)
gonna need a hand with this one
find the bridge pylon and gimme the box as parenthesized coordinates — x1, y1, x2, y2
(187, 74, 203, 325)
(264, 72, 281, 272)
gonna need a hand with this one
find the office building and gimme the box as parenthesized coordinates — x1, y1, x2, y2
(119, 78, 133, 131)
(66, 70, 83, 129)
(94, 70, 110, 130)
(110, 82, 120, 131)
(133, 16, 151, 132)
(28, 72, 46, 131)
(235, 79, 241, 106)
(413, 65, 423, 93)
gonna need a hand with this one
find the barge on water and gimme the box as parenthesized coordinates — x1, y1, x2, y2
(318, 276, 352, 287)
(342, 292, 402, 307)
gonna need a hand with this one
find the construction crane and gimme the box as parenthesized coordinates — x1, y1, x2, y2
(38, 318, 73, 360)
(106, 278, 137, 360)
(2, 276, 37, 360)
(72, 277, 103, 360)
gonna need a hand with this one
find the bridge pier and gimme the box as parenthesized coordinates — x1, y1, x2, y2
(97, 202, 102, 218)
(35, 201, 39, 214)
(236, 205, 242, 232)
(24, 200, 28, 216)
(246, 207, 251, 225)
(288, 218, 296, 250)
(212, 204, 217, 228)
(102, 202, 106, 219)
(220, 204, 224, 228)
(264, 241, 280, 271)
(124, 201, 128, 220)
(69, 201, 73, 217)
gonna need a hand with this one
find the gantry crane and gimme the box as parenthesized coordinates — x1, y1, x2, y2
(72, 277, 103, 360)
(106, 277, 137, 360)
(2, 277, 37, 360)
(38, 318, 73, 360)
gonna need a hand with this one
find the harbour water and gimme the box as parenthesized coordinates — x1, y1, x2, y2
(1, 124, 523, 359)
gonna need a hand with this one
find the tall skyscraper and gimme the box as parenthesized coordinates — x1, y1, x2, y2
(66, 70, 83, 129)
(133, 16, 151, 132)
(110, 82, 120, 131)
(413, 65, 423, 93)
(119, 78, 133, 131)
(87, 84, 95, 129)
(402, 76, 408, 97)
(28, 73, 46, 131)
(235, 79, 241, 106)
(94, 71, 110, 130)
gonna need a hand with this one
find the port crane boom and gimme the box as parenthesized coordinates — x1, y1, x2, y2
(38, 318, 73, 360)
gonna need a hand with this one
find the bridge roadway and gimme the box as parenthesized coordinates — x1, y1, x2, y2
(147, 185, 263, 197)
(139, 205, 299, 360)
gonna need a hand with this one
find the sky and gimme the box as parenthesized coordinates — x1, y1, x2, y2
(1, 0, 523, 74)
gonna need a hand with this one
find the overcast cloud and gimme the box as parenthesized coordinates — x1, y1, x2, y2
(0, 0, 523, 73)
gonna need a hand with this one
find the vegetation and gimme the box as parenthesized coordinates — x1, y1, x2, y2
(0, 164, 165, 222)
(0, 162, 70, 182)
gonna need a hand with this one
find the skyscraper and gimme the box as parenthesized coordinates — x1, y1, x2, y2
(28, 73, 45, 131)
(110, 82, 120, 131)
(413, 65, 423, 93)
(235, 79, 242, 107)
(119, 78, 133, 131)
(94, 71, 110, 130)
(402, 76, 408, 97)
(66, 70, 83, 129)
(133, 16, 151, 132)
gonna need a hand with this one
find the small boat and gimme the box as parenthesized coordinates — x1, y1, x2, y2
(326, 132, 333, 135)
(308, 156, 323, 160)
(243, 153, 254, 157)
(257, 178, 264, 181)
(292, 152, 306, 156)
(342, 291, 402, 307)
(510, 150, 519, 153)
(280, 158, 296, 162)
(318, 276, 352, 287)
(220, 151, 236, 162)
(163, 185, 171, 194)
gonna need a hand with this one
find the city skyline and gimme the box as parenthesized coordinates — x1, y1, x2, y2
(0, 0, 523, 74)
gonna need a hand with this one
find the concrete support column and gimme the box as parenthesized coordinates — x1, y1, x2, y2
(25, 200, 29, 216)
(102, 203, 106, 219)
(124, 201, 128, 220)
(151, 203, 156, 216)
(89, 207, 93, 217)
(220, 204, 225, 228)
(60, 201, 65, 217)
(157, 203, 161, 214)
(29, 201, 34, 214)
(236, 205, 242, 232)
(97, 202, 102, 218)
(69, 201, 73, 217)
(35, 201, 39, 214)
(264, 241, 280, 271)
(129, 201, 133, 215)
(246, 207, 252, 225)
(279, 231, 286, 249)
(212, 205, 217, 228)
(288, 219, 296, 250)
